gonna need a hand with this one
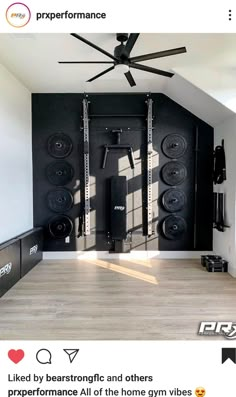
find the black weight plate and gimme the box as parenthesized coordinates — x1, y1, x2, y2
(47, 188, 74, 213)
(162, 188, 186, 212)
(46, 161, 74, 186)
(47, 133, 73, 159)
(162, 134, 187, 159)
(48, 215, 73, 239)
(162, 215, 187, 240)
(161, 161, 187, 186)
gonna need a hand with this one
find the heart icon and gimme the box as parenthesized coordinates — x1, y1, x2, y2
(8, 349, 25, 364)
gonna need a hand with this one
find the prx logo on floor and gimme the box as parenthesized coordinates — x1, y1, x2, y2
(198, 321, 236, 339)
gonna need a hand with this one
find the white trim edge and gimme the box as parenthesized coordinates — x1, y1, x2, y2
(43, 250, 213, 260)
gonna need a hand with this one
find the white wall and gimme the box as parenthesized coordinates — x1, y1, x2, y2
(0, 64, 32, 243)
(165, 73, 234, 127)
(214, 114, 236, 277)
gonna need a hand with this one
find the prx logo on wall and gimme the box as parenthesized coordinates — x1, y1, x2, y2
(0, 262, 13, 278)
(6, 2, 31, 27)
(29, 244, 38, 256)
(198, 321, 236, 339)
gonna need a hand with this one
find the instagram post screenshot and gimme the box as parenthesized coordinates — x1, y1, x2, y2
(0, 0, 236, 396)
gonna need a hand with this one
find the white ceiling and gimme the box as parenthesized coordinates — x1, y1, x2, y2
(0, 33, 235, 124)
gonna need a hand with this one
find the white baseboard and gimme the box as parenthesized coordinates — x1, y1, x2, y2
(42, 251, 236, 277)
(43, 250, 213, 260)
(228, 265, 236, 278)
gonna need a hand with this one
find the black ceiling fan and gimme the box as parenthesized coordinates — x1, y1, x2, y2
(58, 33, 187, 87)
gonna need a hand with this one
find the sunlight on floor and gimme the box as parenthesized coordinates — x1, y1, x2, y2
(83, 258, 159, 285)
(125, 258, 153, 268)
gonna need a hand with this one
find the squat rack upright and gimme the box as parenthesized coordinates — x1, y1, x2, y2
(81, 94, 154, 238)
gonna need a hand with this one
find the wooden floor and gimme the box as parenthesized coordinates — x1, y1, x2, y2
(0, 258, 235, 340)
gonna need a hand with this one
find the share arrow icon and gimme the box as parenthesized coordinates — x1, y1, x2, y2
(63, 349, 79, 363)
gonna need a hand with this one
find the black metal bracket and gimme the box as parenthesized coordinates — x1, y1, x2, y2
(102, 129, 135, 169)
(102, 145, 135, 169)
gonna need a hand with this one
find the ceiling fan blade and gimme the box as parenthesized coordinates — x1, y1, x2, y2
(130, 47, 187, 62)
(58, 61, 114, 64)
(129, 63, 174, 78)
(87, 66, 115, 82)
(71, 33, 118, 61)
(124, 71, 136, 87)
(121, 33, 140, 58)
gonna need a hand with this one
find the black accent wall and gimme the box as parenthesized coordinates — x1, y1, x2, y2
(32, 93, 213, 252)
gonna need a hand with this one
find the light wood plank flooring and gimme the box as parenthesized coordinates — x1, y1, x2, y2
(0, 258, 236, 340)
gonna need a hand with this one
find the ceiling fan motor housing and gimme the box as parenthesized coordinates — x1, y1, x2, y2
(114, 44, 126, 60)
(116, 33, 129, 43)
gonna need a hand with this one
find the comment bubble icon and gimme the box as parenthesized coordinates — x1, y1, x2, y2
(36, 349, 52, 364)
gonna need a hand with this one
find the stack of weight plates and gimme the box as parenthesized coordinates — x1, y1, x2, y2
(161, 134, 187, 240)
(46, 133, 74, 239)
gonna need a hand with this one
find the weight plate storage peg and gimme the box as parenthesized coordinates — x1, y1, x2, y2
(47, 188, 74, 213)
(162, 188, 186, 212)
(162, 215, 187, 240)
(161, 161, 187, 186)
(48, 215, 73, 239)
(162, 134, 187, 159)
(46, 161, 74, 186)
(47, 133, 73, 159)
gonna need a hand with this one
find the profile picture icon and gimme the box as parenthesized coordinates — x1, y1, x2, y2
(6, 2, 31, 28)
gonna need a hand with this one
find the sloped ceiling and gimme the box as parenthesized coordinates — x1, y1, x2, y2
(0, 33, 235, 125)
(165, 74, 234, 126)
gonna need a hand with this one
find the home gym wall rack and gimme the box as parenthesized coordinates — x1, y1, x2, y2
(32, 93, 213, 252)
(84, 93, 154, 247)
